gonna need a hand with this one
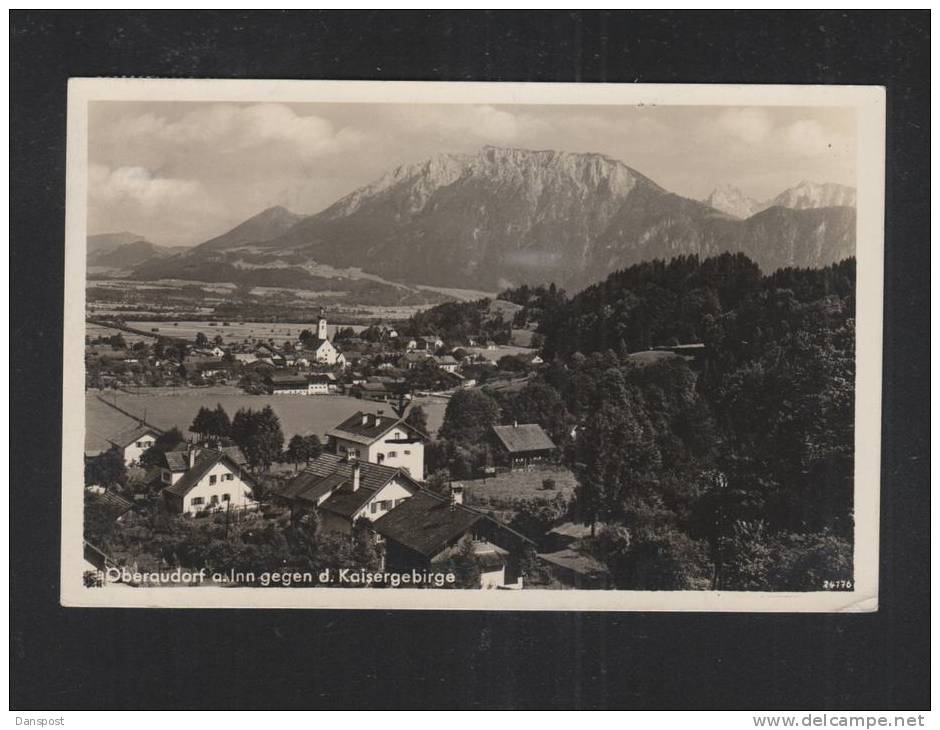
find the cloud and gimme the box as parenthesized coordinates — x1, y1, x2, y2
(714, 108, 774, 145)
(393, 104, 548, 144)
(106, 103, 365, 165)
(88, 164, 225, 245)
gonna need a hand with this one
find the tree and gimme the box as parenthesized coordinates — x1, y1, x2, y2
(84, 447, 127, 490)
(285, 434, 307, 470)
(210, 403, 232, 439)
(502, 381, 570, 446)
(233, 406, 285, 471)
(302, 434, 323, 463)
(285, 434, 320, 470)
(190, 406, 213, 441)
(139, 427, 185, 469)
(445, 535, 481, 589)
(439, 389, 500, 445)
(195, 332, 209, 348)
(404, 405, 429, 435)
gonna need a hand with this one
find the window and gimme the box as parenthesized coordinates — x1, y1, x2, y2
(224, 473, 233, 481)
(191, 497, 204, 506)
(376, 453, 384, 463)
(210, 495, 219, 505)
(404, 450, 411, 455)
(388, 451, 397, 458)
(209, 475, 217, 485)
(222, 494, 231, 502)
(370, 503, 378, 515)
(136, 441, 143, 448)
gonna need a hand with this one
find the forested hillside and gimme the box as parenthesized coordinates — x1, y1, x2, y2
(441, 254, 857, 590)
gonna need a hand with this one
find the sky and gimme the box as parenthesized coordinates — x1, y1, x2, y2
(87, 101, 857, 247)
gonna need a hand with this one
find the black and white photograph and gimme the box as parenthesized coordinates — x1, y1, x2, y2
(12, 9, 930, 715)
(62, 79, 884, 611)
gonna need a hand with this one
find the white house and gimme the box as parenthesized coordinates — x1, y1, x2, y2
(108, 424, 162, 467)
(326, 409, 428, 480)
(270, 374, 311, 395)
(161, 445, 247, 486)
(307, 373, 331, 395)
(274, 453, 421, 534)
(162, 448, 257, 516)
(433, 355, 460, 373)
(372, 485, 534, 590)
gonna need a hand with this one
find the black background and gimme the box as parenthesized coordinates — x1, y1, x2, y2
(10, 11, 930, 710)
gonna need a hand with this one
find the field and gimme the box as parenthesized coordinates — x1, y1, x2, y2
(124, 320, 366, 345)
(86, 322, 155, 345)
(463, 465, 577, 523)
(463, 344, 536, 363)
(86, 387, 446, 454)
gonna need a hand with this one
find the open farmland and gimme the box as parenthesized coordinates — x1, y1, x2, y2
(86, 388, 446, 455)
(124, 320, 366, 345)
(86, 322, 156, 346)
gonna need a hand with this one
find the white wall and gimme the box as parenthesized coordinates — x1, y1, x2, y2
(122, 435, 156, 466)
(353, 479, 415, 522)
(480, 565, 506, 590)
(370, 430, 425, 480)
(182, 462, 255, 515)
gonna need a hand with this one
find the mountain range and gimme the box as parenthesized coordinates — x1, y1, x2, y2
(88, 146, 857, 293)
(87, 233, 186, 268)
(702, 181, 856, 219)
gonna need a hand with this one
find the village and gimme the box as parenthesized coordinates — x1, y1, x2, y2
(83, 306, 617, 590)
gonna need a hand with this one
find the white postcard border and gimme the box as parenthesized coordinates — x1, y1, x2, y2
(61, 79, 885, 611)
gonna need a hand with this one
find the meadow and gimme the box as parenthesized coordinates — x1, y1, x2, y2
(86, 388, 446, 454)
(124, 320, 366, 345)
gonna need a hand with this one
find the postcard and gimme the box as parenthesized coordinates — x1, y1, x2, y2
(62, 79, 885, 610)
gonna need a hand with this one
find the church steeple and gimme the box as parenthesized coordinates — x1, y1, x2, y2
(317, 312, 328, 341)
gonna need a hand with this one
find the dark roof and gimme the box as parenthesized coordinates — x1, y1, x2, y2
(371, 491, 532, 558)
(372, 491, 484, 556)
(163, 450, 254, 498)
(491, 424, 556, 454)
(86, 489, 134, 520)
(109, 423, 162, 448)
(270, 374, 309, 387)
(276, 453, 419, 517)
(308, 373, 331, 384)
(164, 445, 246, 472)
(537, 549, 609, 578)
(327, 411, 426, 445)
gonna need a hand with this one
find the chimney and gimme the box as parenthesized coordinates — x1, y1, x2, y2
(350, 459, 361, 492)
(449, 482, 464, 509)
(376, 409, 384, 418)
(513, 420, 518, 428)
(187, 444, 196, 469)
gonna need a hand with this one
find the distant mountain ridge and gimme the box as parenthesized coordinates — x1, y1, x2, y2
(703, 181, 857, 219)
(109, 146, 857, 291)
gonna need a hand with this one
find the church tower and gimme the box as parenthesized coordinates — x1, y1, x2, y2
(317, 314, 328, 341)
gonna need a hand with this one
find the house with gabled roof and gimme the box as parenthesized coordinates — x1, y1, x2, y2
(108, 423, 163, 467)
(490, 422, 558, 470)
(372, 484, 534, 589)
(161, 446, 257, 516)
(160, 444, 247, 487)
(326, 409, 428, 480)
(274, 453, 421, 534)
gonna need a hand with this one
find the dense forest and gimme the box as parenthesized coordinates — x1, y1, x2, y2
(428, 254, 856, 591)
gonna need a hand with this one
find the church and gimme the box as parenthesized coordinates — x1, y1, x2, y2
(306, 316, 346, 367)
